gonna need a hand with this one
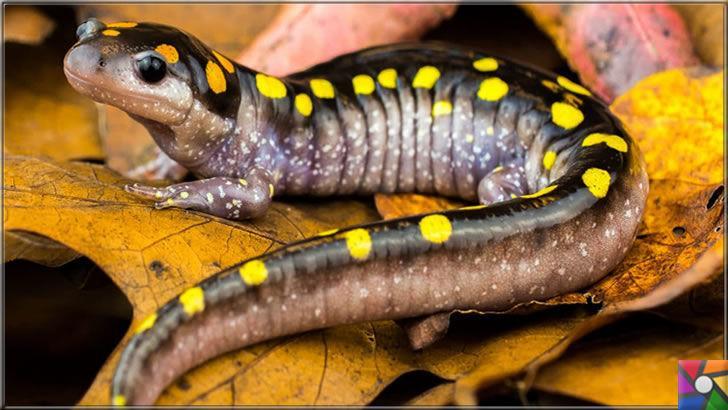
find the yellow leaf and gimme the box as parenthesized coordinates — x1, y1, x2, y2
(611, 68, 723, 185)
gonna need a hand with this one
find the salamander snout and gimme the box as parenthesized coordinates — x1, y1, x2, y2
(64, 43, 103, 88)
(76, 18, 106, 42)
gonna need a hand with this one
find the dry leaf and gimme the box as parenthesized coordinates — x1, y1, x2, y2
(238, 4, 458, 77)
(4, 41, 103, 161)
(4, 231, 81, 267)
(517, 236, 723, 399)
(3, 5, 55, 45)
(674, 5, 725, 67)
(649, 267, 724, 332)
(405, 382, 455, 405)
(611, 68, 723, 185)
(375, 193, 464, 220)
(531, 317, 723, 405)
(520, 4, 700, 102)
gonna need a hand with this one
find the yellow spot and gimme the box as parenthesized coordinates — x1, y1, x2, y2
(419, 214, 452, 244)
(205, 61, 226, 94)
(432, 100, 453, 117)
(377, 68, 398, 89)
(179, 191, 189, 199)
(112, 395, 127, 406)
(239, 260, 268, 286)
(268, 183, 275, 198)
(460, 204, 487, 211)
(542, 79, 560, 93)
(542, 150, 557, 170)
(255, 74, 287, 99)
(486, 126, 494, 135)
(154, 191, 163, 199)
(206, 192, 214, 203)
(521, 184, 558, 199)
(477, 77, 509, 101)
(165, 198, 175, 205)
(179, 287, 205, 316)
(154, 44, 179, 64)
(135, 312, 157, 333)
(352, 74, 376, 95)
(582, 133, 628, 152)
(342, 228, 372, 260)
(492, 165, 504, 173)
(102, 29, 120, 36)
(107, 22, 137, 28)
(551, 102, 583, 129)
(317, 228, 339, 237)
(212, 50, 234, 73)
(465, 134, 474, 143)
(557, 75, 592, 96)
(582, 168, 611, 199)
(510, 193, 517, 199)
(473, 57, 498, 72)
(295, 93, 313, 116)
(310, 78, 335, 99)
(412, 66, 440, 89)
(238, 178, 248, 186)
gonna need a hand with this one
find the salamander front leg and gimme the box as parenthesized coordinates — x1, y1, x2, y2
(477, 163, 528, 205)
(125, 168, 275, 220)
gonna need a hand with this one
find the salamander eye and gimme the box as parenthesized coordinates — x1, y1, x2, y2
(137, 55, 166, 83)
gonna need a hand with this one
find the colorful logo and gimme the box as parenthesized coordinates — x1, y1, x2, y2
(678, 360, 728, 410)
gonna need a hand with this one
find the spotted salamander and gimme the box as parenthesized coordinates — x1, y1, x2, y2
(63, 19, 649, 405)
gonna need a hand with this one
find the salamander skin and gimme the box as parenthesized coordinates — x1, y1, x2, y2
(63, 20, 649, 405)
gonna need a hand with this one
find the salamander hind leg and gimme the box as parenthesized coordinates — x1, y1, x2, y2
(125, 167, 275, 220)
(477, 163, 528, 205)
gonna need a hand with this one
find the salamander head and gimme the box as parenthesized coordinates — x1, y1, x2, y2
(65, 19, 245, 167)
(64, 19, 197, 125)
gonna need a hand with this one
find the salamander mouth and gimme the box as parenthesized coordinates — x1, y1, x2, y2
(63, 66, 192, 127)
